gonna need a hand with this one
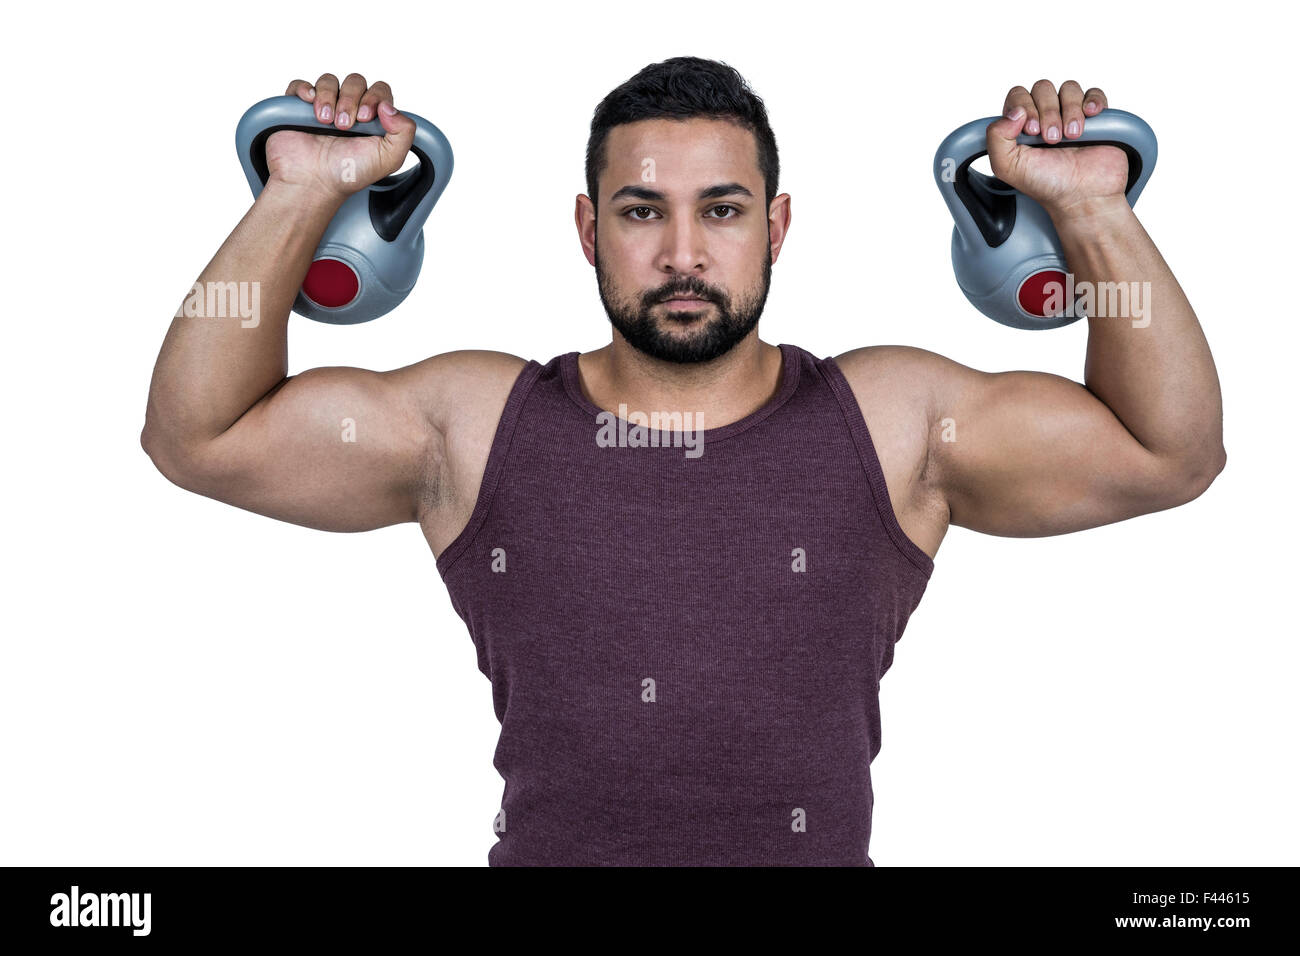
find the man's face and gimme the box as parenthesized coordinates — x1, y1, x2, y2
(590, 117, 773, 363)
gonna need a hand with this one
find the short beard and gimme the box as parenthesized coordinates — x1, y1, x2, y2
(595, 237, 772, 364)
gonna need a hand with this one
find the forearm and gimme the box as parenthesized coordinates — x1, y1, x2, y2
(1053, 198, 1225, 472)
(143, 181, 343, 453)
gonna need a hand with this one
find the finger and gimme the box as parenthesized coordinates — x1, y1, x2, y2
(377, 99, 412, 139)
(1002, 85, 1039, 135)
(1083, 87, 1108, 116)
(986, 104, 1029, 179)
(314, 73, 340, 124)
(357, 80, 393, 123)
(376, 103, 417, 175)
(285, 79, 317, 103)
(1030, 79, 1062, 142)
(334, 72, 368, 129)
(1059, 80, 1086, 138)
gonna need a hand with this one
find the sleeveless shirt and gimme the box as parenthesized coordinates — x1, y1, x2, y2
(435, 343, 934, 866)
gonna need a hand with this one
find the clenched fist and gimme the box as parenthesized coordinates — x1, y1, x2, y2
(265, 72, 417, 202)
(986, 80, 1130, 220)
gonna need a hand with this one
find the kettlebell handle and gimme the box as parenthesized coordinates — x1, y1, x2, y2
(934, 108, 1157, 248)
(234, 95, 454, 247)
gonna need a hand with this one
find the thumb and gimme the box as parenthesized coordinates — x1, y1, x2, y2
(376, 103, 417, 173)
(985, 107, 1028, 181)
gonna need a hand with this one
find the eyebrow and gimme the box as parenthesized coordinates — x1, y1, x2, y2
(608, 182, 755, 204)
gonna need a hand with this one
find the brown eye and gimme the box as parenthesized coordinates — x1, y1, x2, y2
(627, 206, 657, 220)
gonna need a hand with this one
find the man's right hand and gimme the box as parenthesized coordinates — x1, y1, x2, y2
(268, 73, 417, 201)
(144, 75, 528, 554)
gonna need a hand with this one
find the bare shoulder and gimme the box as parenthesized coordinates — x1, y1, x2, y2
(395, 349, 530, 432)
(830, 345, 957, 560)
(832, 344, 989, 431)
(831, 344, 950, 440)
(397, 350, 530, 558)
(833, 343, 958, 393)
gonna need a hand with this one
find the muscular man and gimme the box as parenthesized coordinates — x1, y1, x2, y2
(142, 58, 1225, 866)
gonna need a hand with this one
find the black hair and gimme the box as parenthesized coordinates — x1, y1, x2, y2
(585, 56, 780, 214)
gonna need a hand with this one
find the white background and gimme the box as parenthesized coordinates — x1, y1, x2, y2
(2, 0, 1294, 866)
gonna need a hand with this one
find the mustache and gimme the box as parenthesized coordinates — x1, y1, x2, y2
(652, 286, 717, 303)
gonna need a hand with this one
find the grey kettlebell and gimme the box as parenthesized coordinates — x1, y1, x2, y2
(933, 108, 1156, 330)
(235, 95, 454, 324)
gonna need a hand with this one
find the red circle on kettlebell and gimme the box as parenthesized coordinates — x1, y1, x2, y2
(302, 258, 359, 308)
(1016, 269, 1069, 317)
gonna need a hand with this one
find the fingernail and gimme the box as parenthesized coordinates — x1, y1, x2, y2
(1067, 120, 1080, 136)
(1047, 125, 1059, 141)
(379, 101, 397, 116)
(1026, 119, 1040, 134)
(306, 86, 316, 99)
(1006, 106, 1025, 120)
(320, 104, 332, 121)
(1085, 101, 1098, 113)
(357, 105, 371, 121)
(338, 111, 350, 127)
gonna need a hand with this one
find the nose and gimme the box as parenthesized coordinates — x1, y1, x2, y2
(659, 215, 709, 275)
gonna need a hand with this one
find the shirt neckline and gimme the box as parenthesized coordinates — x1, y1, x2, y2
(560, 343, 801, 444)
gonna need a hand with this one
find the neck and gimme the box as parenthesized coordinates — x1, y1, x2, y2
(577, 332, 784, 432)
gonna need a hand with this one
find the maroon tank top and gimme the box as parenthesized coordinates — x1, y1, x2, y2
(435, 343, 933, 865)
